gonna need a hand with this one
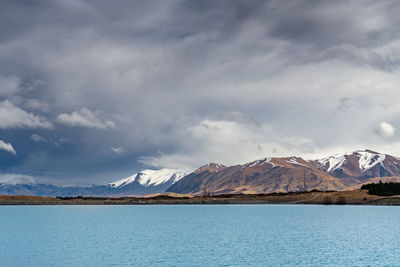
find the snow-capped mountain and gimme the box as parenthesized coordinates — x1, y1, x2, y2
(316, 150, 384, 172)
(0, 168, 192, 197)
(312, 149, 400, 179)
(74, 168, 194, 196)
(108, 168, 191, 192)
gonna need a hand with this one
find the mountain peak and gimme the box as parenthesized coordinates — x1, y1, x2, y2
(195, 163, 226, 174)
(315, 149, 389, 177)
(241, 157, 273, 169)
(108, 168, 191, 188)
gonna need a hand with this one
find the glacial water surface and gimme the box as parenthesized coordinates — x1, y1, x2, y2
(1, 205, 400, 266)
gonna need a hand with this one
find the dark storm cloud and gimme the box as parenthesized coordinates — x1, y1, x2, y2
(1, 0, 400, 184)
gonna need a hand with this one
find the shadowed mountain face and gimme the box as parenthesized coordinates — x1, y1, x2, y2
(2, 150, 400, 196)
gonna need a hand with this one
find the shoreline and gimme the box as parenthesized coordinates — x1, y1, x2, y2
(1, 190, 400, 206)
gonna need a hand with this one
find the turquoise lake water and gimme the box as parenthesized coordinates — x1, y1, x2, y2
(1, 205, 400, 266)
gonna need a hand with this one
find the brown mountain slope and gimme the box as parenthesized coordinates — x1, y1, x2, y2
(167, 156, 347, 195)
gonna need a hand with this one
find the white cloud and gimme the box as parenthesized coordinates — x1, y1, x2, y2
(0, 100, 53, 129)
(0, 140, 16, 155)
(379, 122, 396, 138)
(139, 117, 318, 169)
(56, 108, 115, 129)
(0, 173, 36, 185)
(110, 147, 127, 154)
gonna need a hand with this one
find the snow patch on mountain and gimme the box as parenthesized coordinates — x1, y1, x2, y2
(201, 163, 224, 169)
(318, 150, 386, 173)
(109, 169, 191, 188)
(286, 158, 310, 168)
(318, 154, 347, 172)
(357, 151, 385, 172)
(241, 157, 274, 169)
(194, 163, 225, 173)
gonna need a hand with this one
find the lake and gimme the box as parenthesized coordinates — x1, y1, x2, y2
(0, 205, 399, 266)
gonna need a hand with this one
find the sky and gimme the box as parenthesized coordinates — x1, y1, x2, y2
(1, 0, 400, 185)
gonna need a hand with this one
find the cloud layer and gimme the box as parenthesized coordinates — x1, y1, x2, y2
(1, 0, 400, 184)
(0, 140, 16, 155)
(0, 101, 53, 129)
(57, 108, 115, 129)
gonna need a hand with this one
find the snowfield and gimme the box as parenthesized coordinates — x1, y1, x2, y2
(108, 169, 192, 188)
(317, 150, 386, 173)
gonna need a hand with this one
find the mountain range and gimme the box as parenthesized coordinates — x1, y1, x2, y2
(0, 169, 191, 197)
(2, 149, 400, 196)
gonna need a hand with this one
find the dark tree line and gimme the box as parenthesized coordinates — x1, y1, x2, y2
(361, 181, 400, 196)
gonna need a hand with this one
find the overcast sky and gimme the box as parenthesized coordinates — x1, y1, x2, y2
(1, 0, 400, 185)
